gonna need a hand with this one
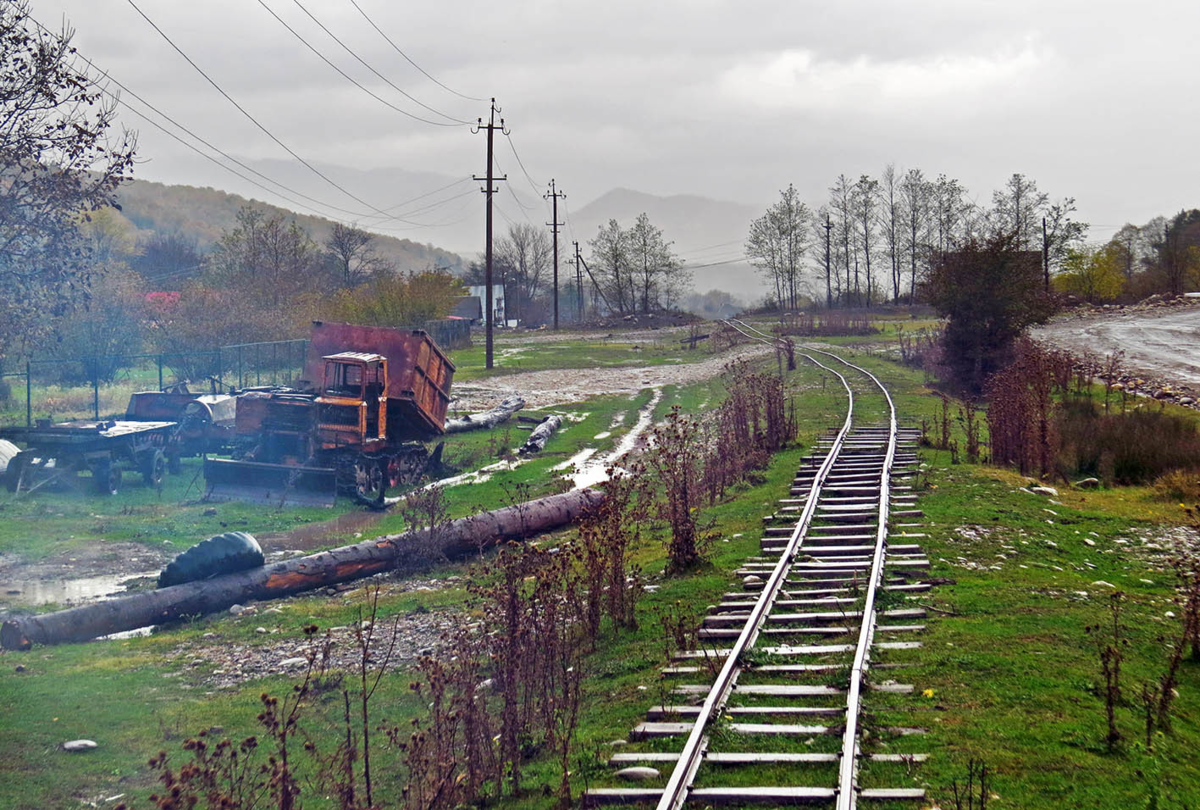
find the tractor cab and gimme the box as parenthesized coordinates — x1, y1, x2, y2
(315, 352, 388, 446)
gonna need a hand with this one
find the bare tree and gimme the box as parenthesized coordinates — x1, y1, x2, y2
(990, 173, 1048, 251)
(829, 174, 854, 305)
(326, 223, 388, 287)
(496, 222, 551, 321)
(852, 174, 880, 306)
(589, 219, 632, 314)
(747, 184, 810, 312)
(0, 3, 137, 360)
(899, 168, 931, 302)
(628, 213, 685, 312)
(881, 164, 903, 303)
(931, 174, 971, 254)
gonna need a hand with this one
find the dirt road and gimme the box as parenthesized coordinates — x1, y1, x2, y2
(451, 343, 772, 410)
(1034, 304, 1200, 389)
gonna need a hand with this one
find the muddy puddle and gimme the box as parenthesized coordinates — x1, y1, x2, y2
(0, 570, 159, 609)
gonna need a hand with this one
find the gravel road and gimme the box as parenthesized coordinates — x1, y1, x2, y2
(1034, 305, 1200, 387)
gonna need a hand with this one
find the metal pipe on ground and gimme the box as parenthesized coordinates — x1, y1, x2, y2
(1, 487, 605, 650)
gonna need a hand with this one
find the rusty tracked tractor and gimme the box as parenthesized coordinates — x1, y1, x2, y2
(203, 322, 454, 508)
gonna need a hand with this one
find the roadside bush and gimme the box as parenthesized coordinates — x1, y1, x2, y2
(1058, 400, 1200, 485)
(1154, 469, 1200, 503)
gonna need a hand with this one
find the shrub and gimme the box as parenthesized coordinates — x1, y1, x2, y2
(1057, 400, 1200, 485)
(1154, 469, 1200, 503)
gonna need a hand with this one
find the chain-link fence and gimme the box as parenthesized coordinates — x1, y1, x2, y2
(0, 339, 308, 427)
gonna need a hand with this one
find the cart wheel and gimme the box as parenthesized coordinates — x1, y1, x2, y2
(4, 452, 28, 493)
(142, 449, 166, 488)
(93, 459, 120, 496)
(353, 457, 386, 509)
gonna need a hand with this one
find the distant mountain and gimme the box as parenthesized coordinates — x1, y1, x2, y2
(113, 176, 465, 277)
(570, 188, 767, 298)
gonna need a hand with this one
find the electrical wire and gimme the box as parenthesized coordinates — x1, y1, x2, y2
(124, 0, 398, 218)
(255, 0, 463, 127)
(291, 0, 470, 124)
(347, 0, 484, 102)
(29, 14, 391, 223)
(504, 131, 543, 198)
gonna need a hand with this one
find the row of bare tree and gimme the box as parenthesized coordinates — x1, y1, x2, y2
(746, 170, 1087, 310)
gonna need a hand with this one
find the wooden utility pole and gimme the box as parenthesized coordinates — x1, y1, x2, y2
(473, 99, 507, 368)
(823, 214, 834, 309)
(574, 240, 584, 322)
(545, 179, 565, 329)
(1041, 216, 1050, 292)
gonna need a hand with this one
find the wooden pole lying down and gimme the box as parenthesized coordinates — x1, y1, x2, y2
(1, 488, 604, 650)
(443, 396, 526, 433)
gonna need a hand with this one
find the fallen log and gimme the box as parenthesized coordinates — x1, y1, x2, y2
(0, 487, 604, 650)
(443, 396, 525, 434)
(518, 414, 564, 455)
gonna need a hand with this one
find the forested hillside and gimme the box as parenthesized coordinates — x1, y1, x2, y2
(114, 177, 464, 276)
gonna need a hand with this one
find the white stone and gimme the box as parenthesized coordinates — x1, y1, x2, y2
(1031, 486, 1059, 497)
(1092, 580, 1117, 589)
(279, 657, 308, 668)
(614, 768, 662, 782)
(62, 740, 97, 752)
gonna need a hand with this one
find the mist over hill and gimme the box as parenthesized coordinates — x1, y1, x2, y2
(119, 159, 775, 300)
(569, 188, 768, 299)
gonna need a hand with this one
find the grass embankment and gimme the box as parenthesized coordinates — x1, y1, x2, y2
(4, 334, 1200, 808)
(0, 355, 841, 809)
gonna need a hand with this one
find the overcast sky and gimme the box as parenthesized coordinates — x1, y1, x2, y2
(28, 0, 1200, 254)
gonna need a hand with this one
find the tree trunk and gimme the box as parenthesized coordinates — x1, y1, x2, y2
(443, 396, 526, 434)
(1, 488, 604, 650)
(518, 414, 563, 455)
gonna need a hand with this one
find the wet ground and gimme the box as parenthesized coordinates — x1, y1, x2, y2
(452, 342, 770, 410)
(1035, 304, 1200, 389)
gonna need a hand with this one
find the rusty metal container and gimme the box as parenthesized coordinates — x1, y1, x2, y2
(301, 322, 455, 441)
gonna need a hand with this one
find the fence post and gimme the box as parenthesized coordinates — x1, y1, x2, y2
(25, 361, 31, 427)
(158, 354, 164, 391)
(272, 341, 277, 385)
(237, 345, 243, 389)
(92, 358, 99, 420)
(216, 348, 222, 392)
(255, 342, 261, 386)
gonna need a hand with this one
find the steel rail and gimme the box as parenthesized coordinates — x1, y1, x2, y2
(653, 347, 858, 810)
(808, 348, 899, 810)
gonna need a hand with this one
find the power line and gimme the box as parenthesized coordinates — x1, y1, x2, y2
(504, 131, 543, 198)
(291, 0, 470, 124)
(255, 0, 463, 127)
(124, 0, 396, 219)
(30, 14, 388, 223)
(347, 0, 484, 102)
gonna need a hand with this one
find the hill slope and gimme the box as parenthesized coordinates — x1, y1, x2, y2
(114, 177, 465, 274)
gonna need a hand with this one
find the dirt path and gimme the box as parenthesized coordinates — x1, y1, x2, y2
(1034, 303, 1200, 395)
(452, 343, 771, 410)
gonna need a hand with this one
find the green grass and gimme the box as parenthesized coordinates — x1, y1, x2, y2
(4, 334, 1200, 808)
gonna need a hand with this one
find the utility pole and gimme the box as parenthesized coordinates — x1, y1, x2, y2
(473, 99, 507, 369)
(823, 214, 833, 309)
(574, 240, 584, 322)
(1041, 216, 1050, 293)
(545, 179, 565, 329)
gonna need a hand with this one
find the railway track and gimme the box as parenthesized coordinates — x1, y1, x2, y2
(585, 333, 933, 808)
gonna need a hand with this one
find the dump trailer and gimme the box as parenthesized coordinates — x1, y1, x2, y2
(204, 322, 454, 508)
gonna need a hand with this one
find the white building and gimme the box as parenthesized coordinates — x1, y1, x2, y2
(467, 284, 506, 324)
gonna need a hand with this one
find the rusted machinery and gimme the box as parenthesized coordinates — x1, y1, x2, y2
(203, 322, 454, 508)
(125, 386, 237, 469)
